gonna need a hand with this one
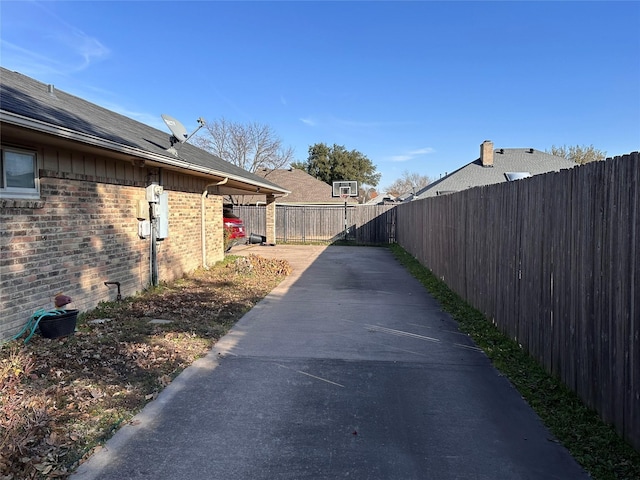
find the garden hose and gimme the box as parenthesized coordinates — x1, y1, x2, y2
(7, 309, 66, 344)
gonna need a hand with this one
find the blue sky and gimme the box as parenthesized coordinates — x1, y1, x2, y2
(1, 1, 639, 189)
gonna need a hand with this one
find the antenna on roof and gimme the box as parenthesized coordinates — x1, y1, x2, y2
(161, 114, 205, 157)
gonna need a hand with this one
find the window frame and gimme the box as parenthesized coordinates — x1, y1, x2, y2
(0, 145, 40, 199)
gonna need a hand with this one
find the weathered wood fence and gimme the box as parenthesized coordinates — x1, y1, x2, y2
(232, 154, 638, 450)
(233, 204, 396, 244)
(395, 153, 639, 451)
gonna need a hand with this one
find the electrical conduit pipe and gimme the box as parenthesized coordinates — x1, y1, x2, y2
(201, 178, 228, 268)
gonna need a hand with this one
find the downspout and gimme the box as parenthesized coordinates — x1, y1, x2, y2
(202, 178, 229, 268)
(151, 169, 163, 287)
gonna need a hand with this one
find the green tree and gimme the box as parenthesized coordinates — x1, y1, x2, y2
(290, 161, 307, 171)
(548, 144, 606, 165)
(297, 143, 381, 187)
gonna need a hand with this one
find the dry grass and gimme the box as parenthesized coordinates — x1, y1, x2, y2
(0, 254, 291, 479)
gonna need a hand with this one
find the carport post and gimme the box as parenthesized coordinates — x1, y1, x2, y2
(265, 194, 276, 245)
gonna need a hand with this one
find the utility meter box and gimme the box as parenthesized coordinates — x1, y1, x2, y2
(138, 220, 151, 239)
(150, 203, 160, 219)
(157, 191, 169, 239)
(136, 199, 149, 220)
(146, 184, 163, 203)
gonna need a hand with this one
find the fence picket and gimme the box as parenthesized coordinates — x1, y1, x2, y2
(234, 204, 397, 245)
(233, 154, 638, 451)
(395, 154, 639, 451)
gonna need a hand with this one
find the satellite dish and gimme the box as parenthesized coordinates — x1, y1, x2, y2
(161, 114, 206, 157)
(162, 114, 189, 144)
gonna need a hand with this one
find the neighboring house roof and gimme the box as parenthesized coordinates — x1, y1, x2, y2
(414, 143, 576, 199)
(242, 168, 358, 205)
(396, 191, 416, 202)
(0, 67, 289, 197)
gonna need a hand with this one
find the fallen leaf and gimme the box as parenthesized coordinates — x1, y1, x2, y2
(46, 432, 58, 446)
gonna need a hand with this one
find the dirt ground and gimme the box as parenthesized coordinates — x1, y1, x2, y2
(0, 253, 291, 480)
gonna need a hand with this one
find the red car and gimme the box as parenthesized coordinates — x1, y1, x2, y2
(223, 207, 246, 250)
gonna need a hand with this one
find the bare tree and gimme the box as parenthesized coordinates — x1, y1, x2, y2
(548, 144, 606, 165)
(385, 170, 431, 197)
(359, 187, 378, 204)
(193, 118, 295, 173)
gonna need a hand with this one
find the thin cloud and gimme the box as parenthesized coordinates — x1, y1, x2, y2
(300, 117, 317, 127)
(0, 41, 63, 77)
(2, 1, 110, 75)
(390, 154, 412, 162)
(409, 147, 435, 155)
(390, 147, 435, 162)
(57, 29, 110, 70)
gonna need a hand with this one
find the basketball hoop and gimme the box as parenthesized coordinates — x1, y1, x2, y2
(333, 181, 357, 199)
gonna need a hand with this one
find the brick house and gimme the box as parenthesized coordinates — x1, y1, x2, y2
(0, 68, 289, 341)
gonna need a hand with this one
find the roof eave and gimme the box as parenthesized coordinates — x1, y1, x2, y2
(0, 110, 289, 195)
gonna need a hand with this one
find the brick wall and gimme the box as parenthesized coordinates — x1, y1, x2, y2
(265, 194, 276, 244)
(0, 175, 225, 341)
(157, 191, 223, 279)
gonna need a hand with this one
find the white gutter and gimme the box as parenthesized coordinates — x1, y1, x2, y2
(0, 110, 289, 194)
(202, 178, 228, 268)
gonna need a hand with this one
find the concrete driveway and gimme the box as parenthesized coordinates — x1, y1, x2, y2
(72, 245, 589, 480)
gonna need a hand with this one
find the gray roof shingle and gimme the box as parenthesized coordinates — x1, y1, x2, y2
(0, 67, 287, 194)
(414, 148, 576, 199)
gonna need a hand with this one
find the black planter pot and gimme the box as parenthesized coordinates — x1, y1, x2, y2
(38, 309, 78, 339)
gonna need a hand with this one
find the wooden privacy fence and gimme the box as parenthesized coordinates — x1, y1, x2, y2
(233, 204, 396, 244)
(395, 153, 639, 451)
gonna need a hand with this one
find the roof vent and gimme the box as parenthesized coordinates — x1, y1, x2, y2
(528, 148, 534, 154)
(47, 84, 55, 95)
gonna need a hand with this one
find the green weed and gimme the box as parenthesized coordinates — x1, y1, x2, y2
(388, 243, 640, 480)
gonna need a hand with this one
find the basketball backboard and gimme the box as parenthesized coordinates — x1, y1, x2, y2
(332, 181, 358, 197)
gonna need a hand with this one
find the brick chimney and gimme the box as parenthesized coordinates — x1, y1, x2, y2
(480, 140, 494, 167)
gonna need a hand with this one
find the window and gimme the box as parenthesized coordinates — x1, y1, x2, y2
(0, 146, 39, 198)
